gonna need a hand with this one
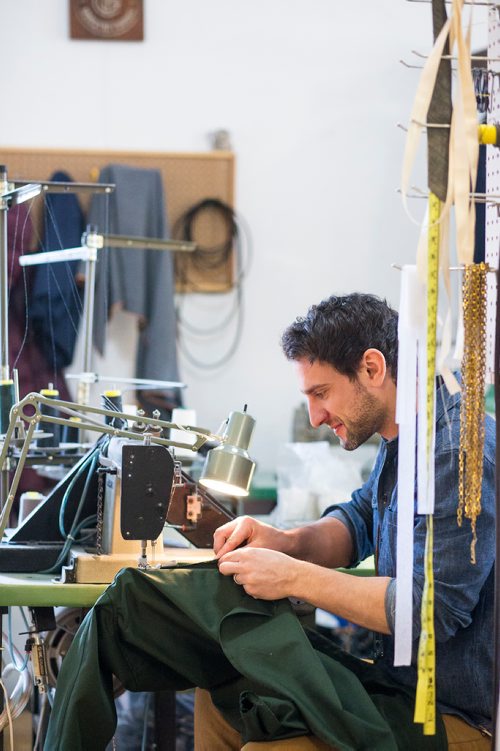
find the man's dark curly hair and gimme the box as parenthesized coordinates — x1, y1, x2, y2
(280, 293, 398, 382)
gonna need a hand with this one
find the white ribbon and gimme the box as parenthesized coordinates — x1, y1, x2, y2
(395, 266, 426, 665)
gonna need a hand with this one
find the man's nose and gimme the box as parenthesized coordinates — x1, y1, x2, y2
(308, 401, 327, 428)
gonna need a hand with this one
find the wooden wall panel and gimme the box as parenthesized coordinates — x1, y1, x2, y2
(0, 146, 236, 292)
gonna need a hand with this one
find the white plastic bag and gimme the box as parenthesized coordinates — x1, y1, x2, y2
(274, 441, 377, 527)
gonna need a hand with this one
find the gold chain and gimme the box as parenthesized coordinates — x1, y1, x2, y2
(458, 262, 488, 564)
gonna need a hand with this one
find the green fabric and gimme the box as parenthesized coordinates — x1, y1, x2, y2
(44, 562, 446, 751)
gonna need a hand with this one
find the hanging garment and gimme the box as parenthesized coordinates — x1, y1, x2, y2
(30, 170, 85, 370)
(88, 164, 180, 392)
(8, 203, 72, 400)
(44, 563, 447, 751)
(7, 203, 72, 499)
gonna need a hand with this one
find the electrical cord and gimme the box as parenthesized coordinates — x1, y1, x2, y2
(173, 198, 237, 275)
(177, 286, 246, 370)
(42, 443, 105, 575)
(141, 692, 153, 751)
(0, 677, 14, 749)
(7, 610, 28, 673)
(58, 448, 100, 538)
(33, 693, 49, 751)
(173, 199, 253, 370)
(0, 633, 33, 736)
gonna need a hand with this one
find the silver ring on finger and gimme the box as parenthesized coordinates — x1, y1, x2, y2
(233, 574, 240, 585)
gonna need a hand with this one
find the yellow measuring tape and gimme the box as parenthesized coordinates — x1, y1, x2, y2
(414, 191, 439, 735)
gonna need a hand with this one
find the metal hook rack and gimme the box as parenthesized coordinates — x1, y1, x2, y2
(406, 0, 500, 7)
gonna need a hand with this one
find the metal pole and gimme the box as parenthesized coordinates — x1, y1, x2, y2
(78, 232, 98, 406)
(82, 249, 97, 375)
(0, 165, 10, 381)
(0, 167, 10, 513)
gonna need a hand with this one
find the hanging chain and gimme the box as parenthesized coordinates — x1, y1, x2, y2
(458, 262, 488, 564)
(173, 460, 183, 487)
(96, 468, 106, 556)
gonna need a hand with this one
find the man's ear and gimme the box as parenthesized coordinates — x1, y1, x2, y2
(359, 349, 386, 387)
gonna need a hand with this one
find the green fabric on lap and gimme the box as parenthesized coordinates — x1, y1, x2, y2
(44, 562, 446, 751)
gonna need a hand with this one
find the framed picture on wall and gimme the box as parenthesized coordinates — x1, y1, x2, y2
(69, 0, 144, 41)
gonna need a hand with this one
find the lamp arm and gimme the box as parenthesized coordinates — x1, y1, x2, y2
(11, 392, 220, 445)
(0, 420, 37, 540)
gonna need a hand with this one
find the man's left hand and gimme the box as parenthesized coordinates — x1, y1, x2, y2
(217, 547, 302, 600)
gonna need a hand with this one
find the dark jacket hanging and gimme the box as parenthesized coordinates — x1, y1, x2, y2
(30, 170, 85, 370)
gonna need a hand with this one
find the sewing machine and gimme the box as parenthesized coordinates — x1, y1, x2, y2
(0, 391, 256, 583)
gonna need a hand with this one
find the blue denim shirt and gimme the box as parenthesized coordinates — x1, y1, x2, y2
(326, 379, 495, 731)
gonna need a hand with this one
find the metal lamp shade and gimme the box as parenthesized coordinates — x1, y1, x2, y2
(199, 410, 256, 496)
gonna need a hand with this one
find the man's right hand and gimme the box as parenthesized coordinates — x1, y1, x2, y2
(213, 516, 284, 558)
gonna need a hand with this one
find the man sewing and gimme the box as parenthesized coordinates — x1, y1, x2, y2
(45, 293, 494, 751)
(199, 292, 494, 749)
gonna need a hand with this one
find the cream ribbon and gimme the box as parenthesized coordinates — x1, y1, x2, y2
(401, 0, 477, 392)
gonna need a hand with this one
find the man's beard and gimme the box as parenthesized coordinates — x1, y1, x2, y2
(338, 383, 387, 451)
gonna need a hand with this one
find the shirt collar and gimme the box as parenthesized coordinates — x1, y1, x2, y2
(380, 434, 399, 460)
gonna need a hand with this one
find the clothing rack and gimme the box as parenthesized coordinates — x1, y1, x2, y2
(0, 146, 235, 292)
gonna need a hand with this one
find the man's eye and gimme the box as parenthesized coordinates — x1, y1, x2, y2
(315, 392, 325, 400)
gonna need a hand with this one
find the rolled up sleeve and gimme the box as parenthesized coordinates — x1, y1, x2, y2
(323, 453, 381, 567)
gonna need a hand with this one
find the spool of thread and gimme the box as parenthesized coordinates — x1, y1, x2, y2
(0, 380, 15, 435)
(19, 491, 45, 523)
(37, 387, 61, 447)
(61, 416, 81, 444)
(478, 123, 500, 146)
(61, 416, 82, 454)
(101, 390, 126, 429)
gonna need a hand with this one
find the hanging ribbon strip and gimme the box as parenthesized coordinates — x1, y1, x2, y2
(401, 15, 452, 226)
(425, 194, 440, 515)
(414, 514, 436, 735)
(450, 0, 479, 269)
(417, 194, 440, 521)
(401, 0, 478, 380)
(458, 262, 488, 564)
(414, 192, 440, 736)
(395, 266, 425, 666)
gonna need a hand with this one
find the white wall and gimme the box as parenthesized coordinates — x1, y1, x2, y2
(0, 1, 488, 472)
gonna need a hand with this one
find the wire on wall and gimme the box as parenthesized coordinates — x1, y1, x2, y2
(173, 199, 252, 370)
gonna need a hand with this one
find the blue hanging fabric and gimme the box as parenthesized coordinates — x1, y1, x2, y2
(30, 170, 85, 370)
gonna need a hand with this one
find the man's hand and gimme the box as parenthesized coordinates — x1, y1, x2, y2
(219, 544, 392, 633)
(218, 547, 302, 600)
(213, 516, 285, 559)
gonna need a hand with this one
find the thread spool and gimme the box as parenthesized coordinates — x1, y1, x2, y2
(19, 491, 45, 523)
(37, 386, 61, 447)
(61, 416, 81, 444)
(478, 123, 500, 146)
(61, 416, 82, 455)
(101, 390, 126, 429)
(0, 380, 15, 435)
